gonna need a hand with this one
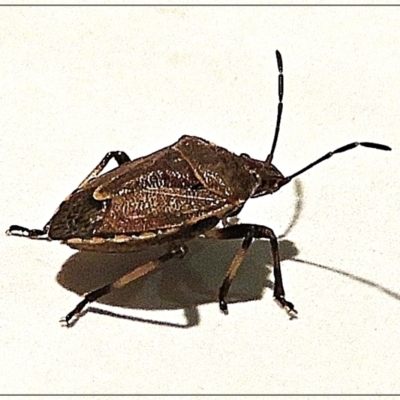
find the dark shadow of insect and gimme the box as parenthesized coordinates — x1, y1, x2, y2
(292, 257, 400, 303)
(6, 50, 391, 327)
(57, 238, 298, 328)
(56, 178, 400, 329)
(56, 181, 303, 328)
(57, 173, 400, 329)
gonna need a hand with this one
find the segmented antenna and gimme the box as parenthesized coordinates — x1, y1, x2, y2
(280, 141, 391, 187)
(266, 50, 283, 164)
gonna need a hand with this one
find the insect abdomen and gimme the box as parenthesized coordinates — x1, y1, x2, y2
(49, 189, 107, 240)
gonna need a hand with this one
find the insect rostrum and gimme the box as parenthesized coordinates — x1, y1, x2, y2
(6, 51, 391, 326)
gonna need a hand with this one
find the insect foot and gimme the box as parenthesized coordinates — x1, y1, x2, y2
(274, 296, 297, 318)
(6, 225, 49, 239)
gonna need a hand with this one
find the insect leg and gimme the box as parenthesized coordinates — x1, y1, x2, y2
(77, 150, 131, 188)
(6, 224, 49, 239)
(6, 151, 131, 239)
(205, 224, 297, 316)
(60, 244, 187, 327)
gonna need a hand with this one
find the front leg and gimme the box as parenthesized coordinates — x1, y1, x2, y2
(204, 224, 297, 316)
(6, 151, 131, 239)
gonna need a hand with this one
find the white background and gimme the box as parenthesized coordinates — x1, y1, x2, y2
(1, 6, 399, 394)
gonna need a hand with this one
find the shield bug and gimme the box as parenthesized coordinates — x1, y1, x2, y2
(6, 50, 391, 326)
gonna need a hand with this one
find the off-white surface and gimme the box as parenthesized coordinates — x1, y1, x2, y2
(1, 7, 399, 395)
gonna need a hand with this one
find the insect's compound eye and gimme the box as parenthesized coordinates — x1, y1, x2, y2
(251, 171, 261, 185)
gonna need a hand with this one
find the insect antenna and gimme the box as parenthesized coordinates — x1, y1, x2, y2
(279, 141, 391, 187)
(266, 50, 283, 164)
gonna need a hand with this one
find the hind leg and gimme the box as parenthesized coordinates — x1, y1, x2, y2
(61, 245, 187, 327)
(6, 151, 131, 239)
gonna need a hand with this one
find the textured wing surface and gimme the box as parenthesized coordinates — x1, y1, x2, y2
(49, 145, 233, 240)
(97, 186, 228, 234)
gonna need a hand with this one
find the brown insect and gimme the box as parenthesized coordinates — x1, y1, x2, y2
(6, 50, 391, 326)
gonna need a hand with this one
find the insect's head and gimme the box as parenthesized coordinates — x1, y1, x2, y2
(251, 162, 286, 197)
(239, 154, 287, 197)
